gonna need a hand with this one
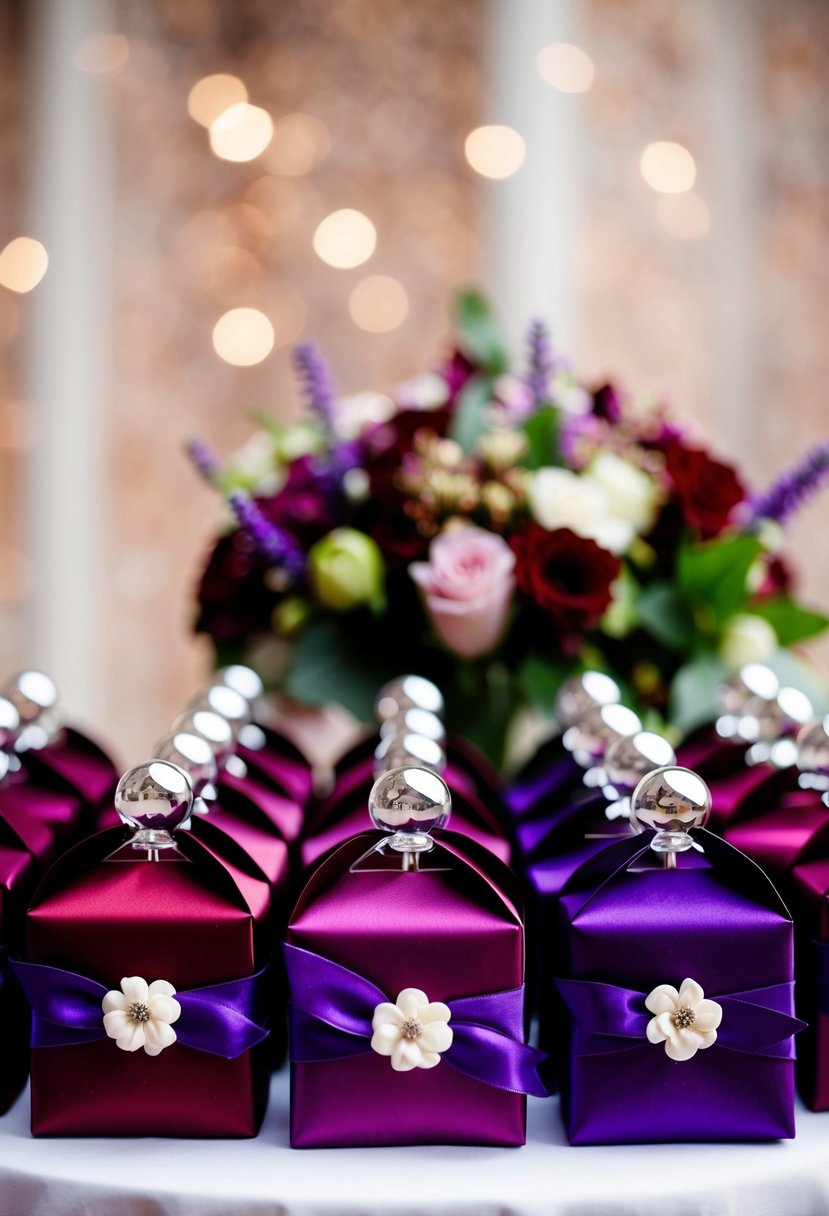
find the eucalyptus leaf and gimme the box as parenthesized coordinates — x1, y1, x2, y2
(455, 289, 508, 375)
(668, 653, 729, 736)
(285, 616, 394, 722)
(448, 376, 492, 453)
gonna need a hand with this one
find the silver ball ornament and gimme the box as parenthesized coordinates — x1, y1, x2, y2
(4, 670, 58, 725)
(378, 707, 446, 745)
(374, 733, 446, 777)
(170, 709, 235, 769)
(152, 732, 217, 797)
(629, 766, 711, 851)
(375, 676, 444, 723)
(114, 761, 193, 834)
(0, 696, 20, 751)
(213, 665, 264, 704)
(187, 686, 251, 741)
(796, 716, 829, 779)
(555, 671, 620, 729)
(563, 703, 642, 763)
(603, 731, 677, 794)
(369, 766, 451, 835)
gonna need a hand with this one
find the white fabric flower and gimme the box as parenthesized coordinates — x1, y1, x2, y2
(371, 987, 453, 1071)
(645, 978, 722, 1062)
(102, 976, 182, 1056)
(527, 466, 634, 555)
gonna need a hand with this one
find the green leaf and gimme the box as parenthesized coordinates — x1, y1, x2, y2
(668, 653, 729, 736)
(284, 616, 394, 722)
(752, 596, 829, 647)
(677, 534, 763, 623)
(635, 582, 695, 651)
(600, 564, 641, 639)
(455, 289, 508, 375)
(521, 405, 561, 471)
(517, 653, 575, 714)
(448, 376, 492, 453)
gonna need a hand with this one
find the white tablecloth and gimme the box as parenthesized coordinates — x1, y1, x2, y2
(1, 1070, 829, 1216)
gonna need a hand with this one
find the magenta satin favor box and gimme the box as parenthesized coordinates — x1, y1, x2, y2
(17, 825, 272, 1137)
(556, 829, 801, 1145)
(285, 830, 544, 1147)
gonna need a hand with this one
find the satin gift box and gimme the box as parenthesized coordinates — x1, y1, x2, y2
(556, 833, 802, 1144)
(285, 830, 544, 1147)
(676, 728, 791, 832)
(16, 826, 272, 1137)
(792, 858, 829, 1110)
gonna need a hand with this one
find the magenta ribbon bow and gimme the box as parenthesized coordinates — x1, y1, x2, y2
(12, 959, 270, 1059)
(284, 942, 548, 1097)
(556, 977, 806, 1060)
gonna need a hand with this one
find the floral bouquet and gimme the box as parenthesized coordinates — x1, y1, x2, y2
(189, 291, 829, 770)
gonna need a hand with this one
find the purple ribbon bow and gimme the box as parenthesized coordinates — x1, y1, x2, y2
(556, 977, 805, 1060)
(284, 943, 548, 1097)
(12, 959, 270, 1060)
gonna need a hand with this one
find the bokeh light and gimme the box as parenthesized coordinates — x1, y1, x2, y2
(212, 308, 274, 366)
(537, 43, 595, 93)
(313, 209, 376, 269)
(349, 275, 409, 332)
(656, 191, 711, 240)
(73, 33, 130, 74)
(265, 112, 331, 176)
(640, 141, 697, 194)
(0, 237, 49, 294)
(464, 125, 526, 179)
(209, 103, 273, 162)
(188, 74, 248, 127)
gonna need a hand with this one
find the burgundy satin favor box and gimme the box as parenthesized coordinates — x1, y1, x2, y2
(16, 764, 272, 1138)
(285, 768, 545, 1147)
(556, 768, 802, 1145)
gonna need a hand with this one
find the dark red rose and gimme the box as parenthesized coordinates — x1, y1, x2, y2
(664, 442, 745, 538)
(261, 455, 345, 544)
(752, 553, 794, 600)
(591, 382, 623, 424)
(194, 532, 279, 647)
(441, 349, 477, 403)
(511, 525, 620, 630)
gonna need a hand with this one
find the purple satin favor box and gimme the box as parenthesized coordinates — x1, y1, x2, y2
(556, 768, 802, 1145)
(285, 766, 545, 1147)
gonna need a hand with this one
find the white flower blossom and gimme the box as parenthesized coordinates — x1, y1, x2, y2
(370, 987, 453, 1071)
(102, 976, 182, 1056)
(645, 977, 722, 1062)
(527, 466, 634, 554)
(586, 450, 660, 535)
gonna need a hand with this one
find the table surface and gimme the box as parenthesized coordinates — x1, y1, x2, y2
(1, 1069, 828, 1216)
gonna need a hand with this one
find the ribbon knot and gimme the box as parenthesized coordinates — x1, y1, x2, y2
(12, 959, 270, 1060)
(284, 943, 547, 1097)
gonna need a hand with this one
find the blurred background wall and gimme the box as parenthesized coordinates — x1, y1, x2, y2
(0, 0, 826, 766)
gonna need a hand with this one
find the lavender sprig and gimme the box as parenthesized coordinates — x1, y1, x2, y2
(293, 341, 335, 431)
(185, 438, 222, 485)
(749, 440, 829, 527)
(229, 492, 303, 577)
(526, 318, 556, 406)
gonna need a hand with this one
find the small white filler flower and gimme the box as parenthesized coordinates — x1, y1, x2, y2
(645, 977, 722, 1062)
(102, 976, 182, 1056)
(371, 987, 453, 1071)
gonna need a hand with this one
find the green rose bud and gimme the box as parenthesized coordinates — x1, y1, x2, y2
(308, 527, 385, 613)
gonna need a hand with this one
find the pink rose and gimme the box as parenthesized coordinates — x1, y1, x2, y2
(410, 527, 516, 658)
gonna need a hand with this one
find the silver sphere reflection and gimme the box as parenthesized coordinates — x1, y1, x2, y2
(555, 671, 620, 729)
(0, 696, 20, 751)
(369, 766, 451, 835)
(187, 686, 251, 740)
(114, 761, 193, 834)
(170, 709, 235, 769)
(153, 732, 217, 797)
(378, 707, 446, 745)
(374, 733, 446, 777)
(563, 703, 642, 764)
(629, 766, 711, 851)
(213, 665, 264, 704)
(4, 671, 58, 724)
(797, 716, 829, 778)
(604, 732, 677, 794)
(375, 676, 444, 723)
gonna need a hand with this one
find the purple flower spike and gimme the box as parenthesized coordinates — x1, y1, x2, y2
(229, 492, 303, 577)
(526, 318, 556, 406)
(749, 440, 829, 527)
(293, 341, 335, 430)
(186, 438, 222, 485)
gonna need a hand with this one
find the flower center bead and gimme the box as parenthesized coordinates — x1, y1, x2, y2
(400, 1017, 423, 1040)
(672, 1005, 696, 1030)
(128, 1001, 151, 1023)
